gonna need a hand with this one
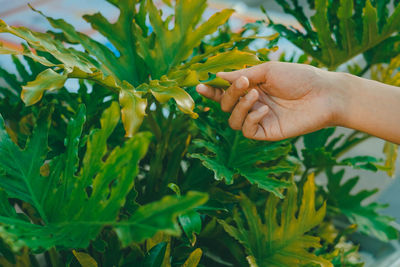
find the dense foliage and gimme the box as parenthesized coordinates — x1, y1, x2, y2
(0, 0, 399, 266)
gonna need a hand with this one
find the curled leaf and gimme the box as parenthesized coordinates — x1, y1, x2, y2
(119, 90, 147, 137)
(22, 69, 67, 106)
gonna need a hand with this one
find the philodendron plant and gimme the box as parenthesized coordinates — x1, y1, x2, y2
(0, 0, 398, 266)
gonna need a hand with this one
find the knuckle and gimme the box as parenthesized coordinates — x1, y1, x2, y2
(263, 61, 274, 75)
(262, 62, 277, 88)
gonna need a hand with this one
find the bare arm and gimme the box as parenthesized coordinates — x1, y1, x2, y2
(196, 62, 400, 144)
(333, 72, 400, 144)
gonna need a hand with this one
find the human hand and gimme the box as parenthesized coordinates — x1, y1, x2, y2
(196, 62, 340, 141)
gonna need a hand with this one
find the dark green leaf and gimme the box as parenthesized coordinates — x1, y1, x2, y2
(326, 169, 398, 241)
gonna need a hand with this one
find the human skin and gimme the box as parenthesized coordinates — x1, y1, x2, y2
(196, 61, 400, 144)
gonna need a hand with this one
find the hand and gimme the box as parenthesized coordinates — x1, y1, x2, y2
(196, 61, 340, 141)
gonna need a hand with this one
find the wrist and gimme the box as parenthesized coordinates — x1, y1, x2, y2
(323, 71, 358, 127)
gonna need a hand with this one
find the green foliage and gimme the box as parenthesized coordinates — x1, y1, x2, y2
(267, 0, 400, 68)
(0, 0, 262, 136)
(191, 101, 294, 198)
(220, 174, 332, 267)
(0, 0, 398, 266)
(0, 103, 207, 250)
(326, 169, 398, 241)
(302, 128, 380, 171)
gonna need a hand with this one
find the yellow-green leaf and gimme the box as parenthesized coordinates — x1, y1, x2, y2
(203, 77, 231, 89)
(133, 0, 234, 78)
(190, 50, 260, 80)
(219, 173, 332, 267)
(119, 90, 147, 137)
(182, 248, 202, 267)
(0, 20, 96, 73)
(21, 69, 67, 106)
(72, 250, 98, 267)
(0, 42, 58, 67)
(138, 80, 198, 119)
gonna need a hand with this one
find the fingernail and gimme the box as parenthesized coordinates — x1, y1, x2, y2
(196, 84, 206, 93)
(259, 105, 269, 113)
(236, 76, 248, 89)
(245, 89, 257, 100)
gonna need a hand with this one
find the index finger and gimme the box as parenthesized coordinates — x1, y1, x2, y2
(196, 84, 224, 102)
(217, 63, 270, 86)
(220, 76, 250, 112)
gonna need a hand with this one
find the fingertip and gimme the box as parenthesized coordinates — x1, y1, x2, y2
(236, 76, 249, 89)
(259, 105, 269, 114)
(245, 88, 258, 100)
(197, 84, 213, 98)
(216, 72, 226, 78)
(196, 84, 207, 93)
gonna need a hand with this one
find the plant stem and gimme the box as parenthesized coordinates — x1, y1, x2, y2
(147, 112, 162, 142)
(48, 248, 60, 267)
(145, 106, 175, 201)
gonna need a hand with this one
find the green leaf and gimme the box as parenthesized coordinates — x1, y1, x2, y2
(190, 105, 293, 198)
(81, 102, 120, 187)
(0, 19, 148, 137)
(326, 169, 398, 241)
(0, 103, 154, 249)
(32, 8, 123, 81)
(0, 108, 51, 222)
(182, 248, 202, 267)
(178, 210, 202, 245)
(0, 19, 97, 73)
(73, 250, 98, 267)
(133, 0, 233, 78)
(189, 49, 260, 80)
(219, 174, 332, 267)
(141, 242, 167, 267)
(136, 79, 197, 119)
(169, 49, 261, 88)
(340, 156, 379, 171)
(269, 0, 400, 68)
(115, 191, 208, 245)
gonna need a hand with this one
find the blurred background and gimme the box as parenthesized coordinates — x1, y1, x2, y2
(1, 1, 400, 266)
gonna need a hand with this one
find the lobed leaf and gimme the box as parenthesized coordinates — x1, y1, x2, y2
(0, 103, 160, 249)
(190, 103, 293, 198)
(268, 0, 400, 68)
(115, 192, 208, 245)
(219, 174, 332, 267)
(326, 169, 398, 241)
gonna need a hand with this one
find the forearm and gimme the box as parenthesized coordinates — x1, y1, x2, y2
(331, 72, 400, 144)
